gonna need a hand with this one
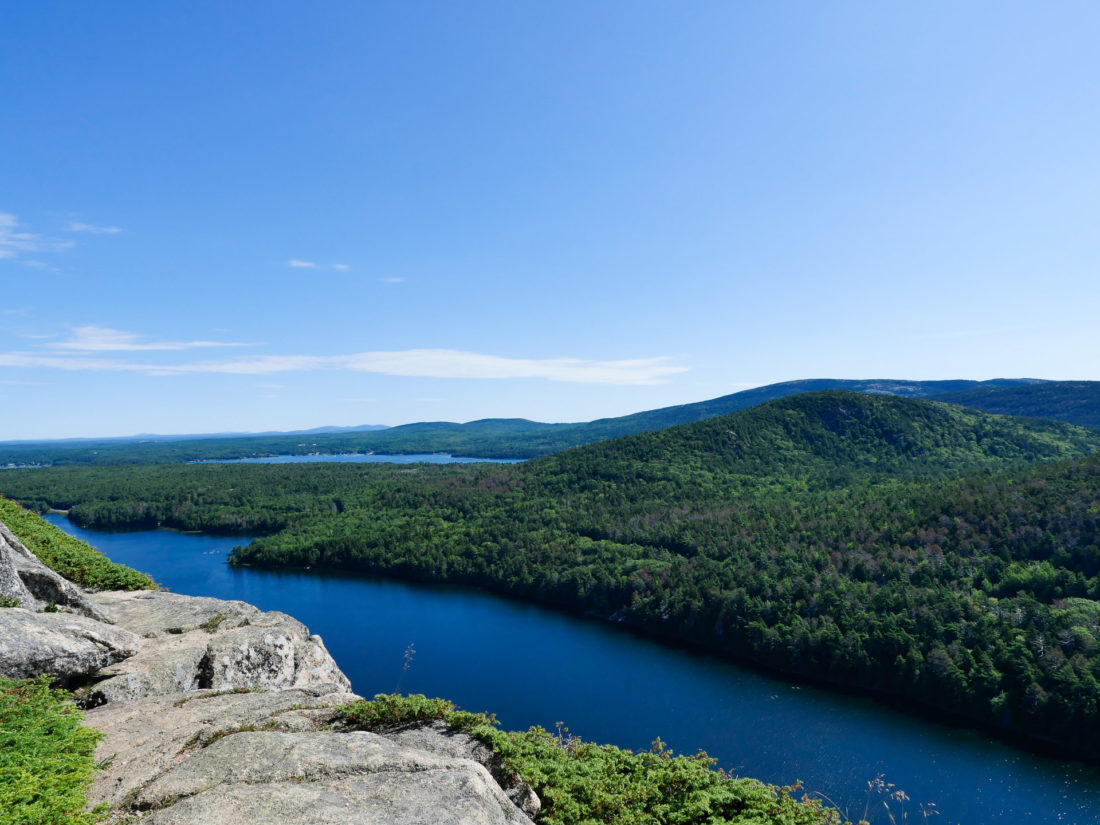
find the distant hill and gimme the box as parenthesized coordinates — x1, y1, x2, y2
(929, 381, 1100, 429)
(530, 388, 1100, 492)
(0, 377, 1067, 466)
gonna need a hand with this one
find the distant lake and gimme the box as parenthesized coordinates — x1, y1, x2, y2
(192, 453, 524, 465)
(48, 515, 1100, 825)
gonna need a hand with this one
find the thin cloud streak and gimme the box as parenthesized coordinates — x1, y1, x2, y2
(67, 221, 122, 234)
(288, 260, 350, 271)
(1, 347, 688, 385)
(45, 325, 255, 352)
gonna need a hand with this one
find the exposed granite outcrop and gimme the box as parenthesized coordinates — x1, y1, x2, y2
(389, 720, 542, 819)
(128, 729, 533, 825)
(0, 521, 110, 618)
(0, 607, 141, 681)
(83, 591, 351, 704)
(85, 684, 359, 810)
(1, 517, 538, 825)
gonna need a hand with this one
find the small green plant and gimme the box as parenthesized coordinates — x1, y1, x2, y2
(199, 612, 230, 633)
(0, 676, 105, 825)
(0, 595, 20, 608)
(334, 692, 495, 733)
(171, 686, 263, 707)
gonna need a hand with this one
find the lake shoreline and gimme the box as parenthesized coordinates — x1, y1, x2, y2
(229, 552, 1100, 768)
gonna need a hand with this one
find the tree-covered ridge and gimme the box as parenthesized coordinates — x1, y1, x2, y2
(931, 381, 1100, 430)
(3, 392, 1100, 755)
(0, 378, 1058, 466)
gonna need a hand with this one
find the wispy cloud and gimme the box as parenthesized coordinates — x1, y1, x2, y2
(67, 221, 122, 235)
(288, 260, 351, 271)
(1, 346, 688, 385)
(380, 276, 405, 284)
(0, 214, 37, 259)
(44, 325, 255, 352)
(0, 213, 73, 260)
(0, 353, 154, 372)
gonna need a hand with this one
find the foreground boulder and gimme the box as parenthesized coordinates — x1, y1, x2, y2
(85, 685, 536, 824)
(389, 720, 541, 818)
(0, 608, 141, 681)
(82, 591, 351, 704)
(123, 727, 531, 825)
(85, 685, 358, 809)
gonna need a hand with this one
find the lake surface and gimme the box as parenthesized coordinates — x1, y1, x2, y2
(192, 453, 523, 465)
(49, 515, 1100, 825)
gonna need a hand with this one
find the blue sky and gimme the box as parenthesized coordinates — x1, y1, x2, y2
(2, 2, 1098, 439)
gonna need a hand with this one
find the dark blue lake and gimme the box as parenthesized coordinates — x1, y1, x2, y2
(47, 515, 1100, 825)
(192, 453, 524, 465)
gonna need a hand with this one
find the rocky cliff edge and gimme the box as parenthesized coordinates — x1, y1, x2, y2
(0, 520, 538, 825)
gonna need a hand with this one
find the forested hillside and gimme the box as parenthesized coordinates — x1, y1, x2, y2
(0, 378, 1051, 466)
(4, 392, 1100, 757)
(931, 381, 1100, 429)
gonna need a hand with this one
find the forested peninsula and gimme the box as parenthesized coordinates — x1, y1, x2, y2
(4, 391, 1100, 759)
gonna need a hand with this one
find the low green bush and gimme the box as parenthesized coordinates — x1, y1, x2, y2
(335, 693, 844, 825)
(0, 677, 104, 825)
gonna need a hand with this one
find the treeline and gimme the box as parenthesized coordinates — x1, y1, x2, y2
(3, 392, 1100, 756)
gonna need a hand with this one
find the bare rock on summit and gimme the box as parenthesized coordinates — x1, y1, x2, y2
(86, 689, 536, 825)
(90, 590, 260, 637)
(388, 721, 541, 818)
(0, 608, 141, 681)
(85, 685, 358, 809)
(0, 521, 110, 619)
(135, 730, 534, 825)
(83, 591, 351, 704)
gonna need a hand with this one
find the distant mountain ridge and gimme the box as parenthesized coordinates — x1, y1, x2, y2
(1, 423, 391, 446)
(5, 377, 1099, 466)
(929, 381, 1100, 429)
